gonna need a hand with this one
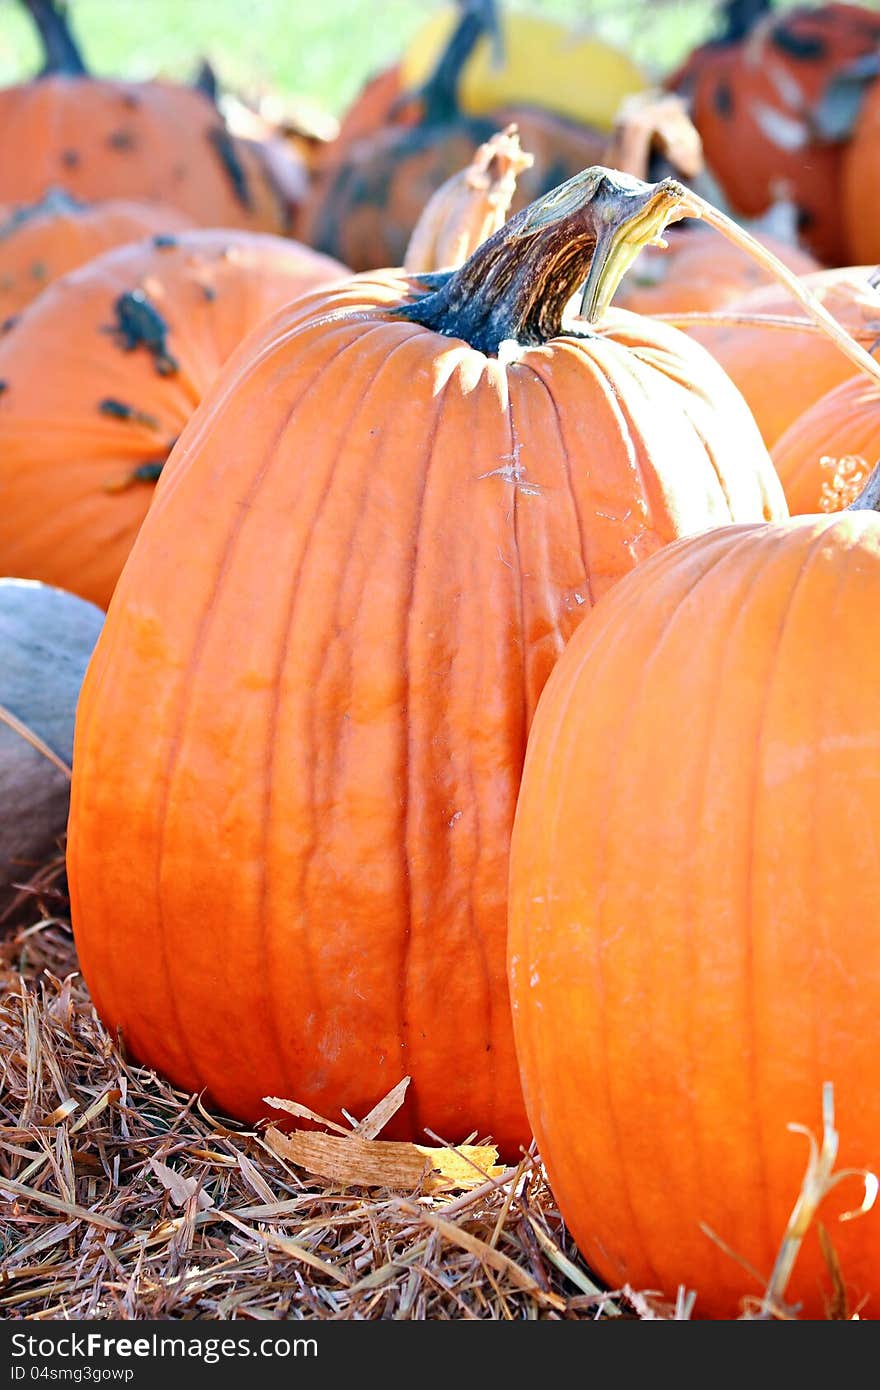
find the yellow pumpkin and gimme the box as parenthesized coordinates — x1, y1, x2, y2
(401, 5, 647, 134)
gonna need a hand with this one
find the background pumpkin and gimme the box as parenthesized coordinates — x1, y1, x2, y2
(0, 227, 347, 609)
(842, 74, 880, 265)
(66, 170, 785, 1161)
(613, 216, 819, 316)
(0, 0, 301, 234)
(683, 264, 880, 450)
(508, 471, 880, 1320)
(401, 0, 647, 134)
(0, 190, 194, 319)
(0, 578, 102, 923)
(771, 370, 880, 514)
(299, 4, 608, 273)
(402, 123, 532, 274)
(667, 1, 880, 264)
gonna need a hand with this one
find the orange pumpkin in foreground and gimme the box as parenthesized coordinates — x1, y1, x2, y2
(0, 1, 299, 232)
(771, 370, 880, 514)
(686, 264, 880, 449)
(509, 471, 880, 1319)
(67, 170, 785, 1158)
(0, 190, 194, 318)
(0, 228, 346, 608)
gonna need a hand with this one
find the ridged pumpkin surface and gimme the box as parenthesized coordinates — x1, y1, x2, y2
(66, 224, 785, 1157)
(686, 265, 880, 449)
(509, 511, 880, 1319)
(772, 372, 880, 515)
(0, 193, 194, 318)
(0, 228, 346, 608)
(0, 77, 294, 233)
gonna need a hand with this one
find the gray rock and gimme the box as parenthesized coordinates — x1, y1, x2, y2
(0, 578, 103, 920)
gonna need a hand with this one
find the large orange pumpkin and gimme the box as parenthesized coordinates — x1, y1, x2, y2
(66, 170, 785, 1158)
(684, 264, 880, 449)
(0, 190, 194, 319)
(668, 2, 880, 264)
(508, 470, 880, 1319)
(771, 370, 880, 514)
(0, 0, 299, 233)
(0, 228, 346, 608)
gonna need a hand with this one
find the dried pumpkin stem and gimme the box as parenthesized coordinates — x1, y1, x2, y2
(23, 0, 87, 77)
(417, 0, 497, 126)
(677, 188, 880, 391)
(720, 0, 771, 42)
(398, 166, 690, 355)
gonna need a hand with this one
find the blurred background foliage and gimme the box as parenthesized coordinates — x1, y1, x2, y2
(0, 0, 849, 116)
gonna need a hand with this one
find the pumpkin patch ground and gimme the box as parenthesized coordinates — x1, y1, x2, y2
(3, 0, 880, 1327)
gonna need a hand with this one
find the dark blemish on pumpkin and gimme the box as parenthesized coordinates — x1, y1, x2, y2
(107, 129, 137, 151)
(103, 459, 166, 492)
(129, 462, 165, 483)
(120, 91, 140, 110)
(98, 398, 161, 429)
(713, 82, 734, 119)
(0, 381, 7, 396)
(206, 126, 252, 208)
(30, 261, 48, 282)
(2, 316, 18, 334)
(61, 149, 80, 168)
(201, 284, 217, 302)
(796, 206, 815, 232)
(770, 27, 827, 61)
(152, 234, 178, 250)
(106, 290, 178, 376)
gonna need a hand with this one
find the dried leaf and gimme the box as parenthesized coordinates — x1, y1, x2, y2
(353, 1076, 411, 1139)
(265, 1126, 502, 1195)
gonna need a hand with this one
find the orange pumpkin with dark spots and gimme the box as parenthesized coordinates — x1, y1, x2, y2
(0, 191, 194, 318)
(0, 228, 346, 609)
(0, 1, 302, 233)
(668, 2, 880, 264)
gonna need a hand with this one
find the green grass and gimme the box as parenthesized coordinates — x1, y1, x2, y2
(0, 0, 725, 118)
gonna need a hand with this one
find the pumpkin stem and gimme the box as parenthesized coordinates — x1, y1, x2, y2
(719, 0, 771, 44)
(847, 460, 880, 512)
(22, 0, 88, 77)
(416, 0, 498, 126)
(676, 187, 880, 392)
(396, 167, 690, 355)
